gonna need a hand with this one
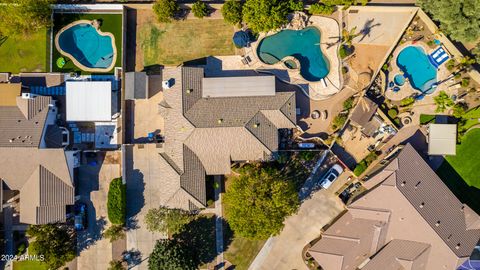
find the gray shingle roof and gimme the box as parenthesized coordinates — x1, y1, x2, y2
(0, 96, 51, 148)
(44, 125, 64, 148)
(350, 96, 378, 127)
(125, 72, 148, 100)
(246, 112, 278, 151)
(180, 145, 206, 205)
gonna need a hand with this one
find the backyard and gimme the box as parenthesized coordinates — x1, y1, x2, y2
(136, 10, 237, 68)
(12, 260, 48, 270)
(437, 129, 480, 213)
(224, 236, 265, 270)
(0, 29, 49, 73)
(52, 13, 123, 74)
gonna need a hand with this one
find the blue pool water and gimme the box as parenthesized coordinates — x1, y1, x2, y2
(58, 23, 115, 69)
(257, 27, 329, 82)
(396, 46, 437, 93)
(394, 74, 405, 86)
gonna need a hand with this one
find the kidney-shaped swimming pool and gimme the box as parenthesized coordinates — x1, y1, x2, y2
(396, 46, 437, 93)
(257, 27, 329, 82)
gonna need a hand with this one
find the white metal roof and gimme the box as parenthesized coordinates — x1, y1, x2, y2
(202, 76, 275, 98)
(66, 81, 111, 122)
(428, 124, 457, 156)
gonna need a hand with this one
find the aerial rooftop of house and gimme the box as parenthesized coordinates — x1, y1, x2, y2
(149, 67, 296, 210)
(308, 144, 480, 270)
(0, 83, 74, 224)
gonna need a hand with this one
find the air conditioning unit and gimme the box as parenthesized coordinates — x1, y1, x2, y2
(21, 92, 36, 99)
(162, 80, 172, 89)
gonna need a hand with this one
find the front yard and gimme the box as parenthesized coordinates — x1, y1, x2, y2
(136, 10, 237, 68)
(437, 129, 480, 213)
(13, 260, 48, 270)
(0, 29, 49, 73)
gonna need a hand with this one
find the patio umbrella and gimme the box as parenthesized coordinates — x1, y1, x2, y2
(233, 31, 250, 48)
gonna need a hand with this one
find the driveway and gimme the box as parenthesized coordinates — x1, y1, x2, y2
(125, 144, 164, 270)
(76, 154, 121, 270)
(249, 188, 345, 270)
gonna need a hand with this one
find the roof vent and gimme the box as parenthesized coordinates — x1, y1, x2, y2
(9, 138, 14, 143)
(456, 243, 461, 249)
(401, 181, 406, 187)
(414, 181, 421, 189)
(186, 89, 192, 94)
(447, 234, 452, 241)
(253, 123, 260, 128)
(17, 120, 21, 123)
(217, 118, 223, 124)
(419, 202, 425, 208)
(435, 221, 441, 226)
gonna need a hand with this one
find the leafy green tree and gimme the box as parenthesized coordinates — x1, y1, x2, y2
(103, 224, 126, 243)
(289, 0, 304, 11)
(343, 96, 355, 110)
(452, 103, 467, 118)
(0, 0, 54, 36)
(145, 207, 194, 237)
(107, 178, 126, 225)
(342, 27, 359, 47)
(434, 91, 454, 113)
(242, 0, 290, 33)
(331, 114, 347, 131)
(153, 0, 179, 23)
(192, 0, 209, 19)
(308, 3, 335, 15)
(222, 0, 243, 25)
(27, 224, 75, 269)
(148, 239, 196, 270)
(472, 44, 480, 64)
(416, 0, 480, 43)
(224, 166, 299, 239)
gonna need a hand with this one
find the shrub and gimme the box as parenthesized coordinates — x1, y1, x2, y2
(222, 0, 243, 25)
(461, 77, 471, 87)
(339, 45, 350, 59)
(343, 96, 355, 110)
(242, 0, 290, 33)
(289, 0, 304, 11)
(153, 0, 178, 23)
(103, 224, 126, 243)
(446, 59, 456, 71)
(452, 103, 467, 118)
(331, 114, 347, 131)
(419, 114, 435, 125)
(434, 91, 454, 112)
(192, 0, 209, 18)
(342, 66, 348, 74)
(426, 40, 435, 47)
(107, 178, 126, 225)
(387, 108, 398, 119)
(308, 3, 335, 15)
(108, 260, 125, 270)
(400, 97, 415, 107)
(16, 243, 26, 256)
(353, 161, 367, 176)
(382, 63, 388, 71)
(145, 207, 194, 236)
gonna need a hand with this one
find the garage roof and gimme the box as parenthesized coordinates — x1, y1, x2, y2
(428, 124, 457, 155)
(66, 81, 111, 122)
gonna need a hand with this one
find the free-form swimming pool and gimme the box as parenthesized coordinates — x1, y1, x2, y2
(257, 27, 329, 82)
(396, 46, 437, 93)
(57, 22, 116, 71)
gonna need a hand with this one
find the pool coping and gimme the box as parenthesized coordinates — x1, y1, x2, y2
(249, 14, 342, 100)
(54, 19, 118, 73)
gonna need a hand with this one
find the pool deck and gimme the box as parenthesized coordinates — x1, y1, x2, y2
(55, 19, 117, 73)
(385, 41, 452, 102)
(244, 14, 342, 100)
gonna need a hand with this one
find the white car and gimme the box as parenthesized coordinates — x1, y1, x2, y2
(320, 164, 344, 189)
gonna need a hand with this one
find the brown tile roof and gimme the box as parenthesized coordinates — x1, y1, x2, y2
(362, 239, 431, 270)
(393, 144, 480, 257)
(0, 148, 73, 224)
(309, 144, 480, 270)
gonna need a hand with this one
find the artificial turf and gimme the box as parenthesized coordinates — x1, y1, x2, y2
(0, 29, 49, 73)
(437, 129, 480, 213)
(52, 13, 123, 74)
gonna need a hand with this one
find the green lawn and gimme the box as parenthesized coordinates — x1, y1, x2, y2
(461, 106, 480, 130)
(0, 29, 49, 73)
(224, 236, 265, 270)
(437, 129, 480, 213)
(137, 18, 236, 67)
(52, 13, 123, 74)
(13, 260, 48, 270)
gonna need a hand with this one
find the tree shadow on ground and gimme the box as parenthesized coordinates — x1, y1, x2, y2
(436, 161, 480, 214)
(174, 215, 233, 267)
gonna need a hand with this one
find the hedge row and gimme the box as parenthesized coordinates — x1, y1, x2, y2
(107, 178, 126, 225)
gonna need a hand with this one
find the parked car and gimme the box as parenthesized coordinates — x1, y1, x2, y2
(319, 164, 344, 189)
(74, 203, 87, 231)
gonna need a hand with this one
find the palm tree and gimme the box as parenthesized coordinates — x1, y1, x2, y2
(342, 26, 359, 47)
